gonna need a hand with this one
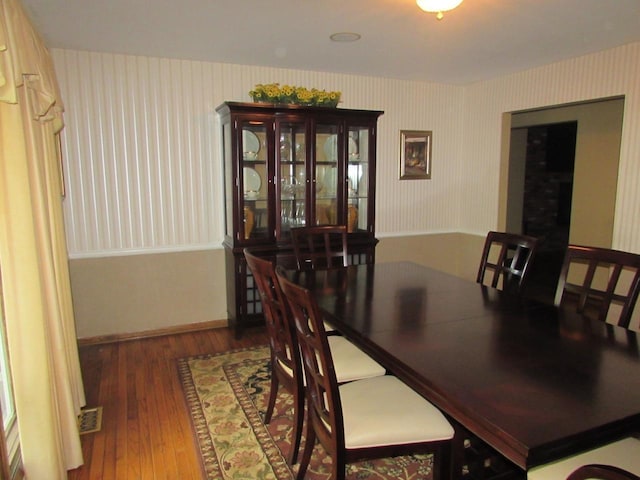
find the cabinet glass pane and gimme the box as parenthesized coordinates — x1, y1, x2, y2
(279, 121, 307, 235)
(241, 122, 268, 241)
(223, 122, 233, 237)
(315, 124, 340, 225)
(348, 127, 370, 232)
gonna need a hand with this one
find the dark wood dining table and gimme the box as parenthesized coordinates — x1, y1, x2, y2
(286, 261, 640, 479)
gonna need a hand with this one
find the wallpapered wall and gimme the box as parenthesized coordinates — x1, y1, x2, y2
(462, 42, 640, 251)
(52, 50, 465, 258)
(54, 43, 640, 259)
(52, 42, 640, 338)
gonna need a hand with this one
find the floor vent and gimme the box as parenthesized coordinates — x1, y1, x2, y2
(78, 406, 103, 435)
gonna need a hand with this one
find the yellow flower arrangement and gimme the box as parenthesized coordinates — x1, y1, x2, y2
(249, 83, 341, 107)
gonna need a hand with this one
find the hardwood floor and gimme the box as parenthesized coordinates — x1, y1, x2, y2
(67, 326, 269, 480)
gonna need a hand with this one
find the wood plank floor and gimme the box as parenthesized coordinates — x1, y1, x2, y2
(68, 326, 269, 480)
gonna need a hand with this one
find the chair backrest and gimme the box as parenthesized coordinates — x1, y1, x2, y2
(476, 231, 539, 293)
(554, 245, 640, 328)
(276, 266, 344, 457)
(291, 225, 348, 270)
(244, 249, 301, 383)
(567, 464, 640, 480)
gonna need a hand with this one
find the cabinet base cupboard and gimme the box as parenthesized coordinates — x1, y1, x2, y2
(217, 101, 383, 336)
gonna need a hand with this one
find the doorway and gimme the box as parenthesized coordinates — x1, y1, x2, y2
(505, 97, 625, 303)
(516, 122, 577, 303)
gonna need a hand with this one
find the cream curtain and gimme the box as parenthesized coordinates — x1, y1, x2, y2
(0, 0, 86, 478)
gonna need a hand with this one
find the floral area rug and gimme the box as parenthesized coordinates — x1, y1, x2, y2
(177, 345, 435, 480)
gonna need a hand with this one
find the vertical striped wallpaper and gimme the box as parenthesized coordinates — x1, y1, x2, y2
(52, 42, 640, 258)
(462, 42, 640, 252)
(52, 50, 464, 257)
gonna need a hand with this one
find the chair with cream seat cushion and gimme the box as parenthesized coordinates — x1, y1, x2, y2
(528, 437, 640, 480)
(243, 249, 385, 465)
(567, 464, 640, 480)
(276, 266, 455, 480)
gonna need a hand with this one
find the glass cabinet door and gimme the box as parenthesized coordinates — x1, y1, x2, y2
(239, 120, 269, 242)
(347, 126, 371, 233)
(278, 120, 307, 237)
(315, 123, 340, 226)
(217, 101, 382, 339)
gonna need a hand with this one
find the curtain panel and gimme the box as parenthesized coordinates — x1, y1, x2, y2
(0, 0, 85, 477)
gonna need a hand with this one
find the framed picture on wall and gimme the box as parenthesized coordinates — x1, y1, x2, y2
(400, 130, 432, 180)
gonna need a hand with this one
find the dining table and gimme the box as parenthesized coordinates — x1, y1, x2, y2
(285, 261, 640, 479)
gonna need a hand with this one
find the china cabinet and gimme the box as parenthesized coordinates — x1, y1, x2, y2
(216, 101, 383, 336)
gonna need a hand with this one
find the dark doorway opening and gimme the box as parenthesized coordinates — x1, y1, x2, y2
(506, 97, 624, 305)
(520, 121, 577, 303)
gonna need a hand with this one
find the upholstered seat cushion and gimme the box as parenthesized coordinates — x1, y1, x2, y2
(323, 320, 336, 333)
(278, 335, 385, 383)
(527, 437, 640, 480)
(328, 335, 386, 382)
(339, 375, 454, 449)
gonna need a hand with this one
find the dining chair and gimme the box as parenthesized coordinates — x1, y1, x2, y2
(290, 225, 348, 270)
(554, 245, 640, 328)
(567, 464, 640, 480)
(476, 231, 539, 293)
(276, 266, 455, 480)
(528, 437, 640, 480)
(243, 249, 386, 465)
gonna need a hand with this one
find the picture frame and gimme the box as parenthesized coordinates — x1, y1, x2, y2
(399, 130, 432, 180)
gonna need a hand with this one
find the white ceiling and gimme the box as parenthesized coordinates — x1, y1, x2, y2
(21, 0, 640, 85)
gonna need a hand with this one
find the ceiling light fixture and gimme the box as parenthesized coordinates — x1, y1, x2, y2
(330, 32, 361, 42)
(416, 0, 463, 20)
